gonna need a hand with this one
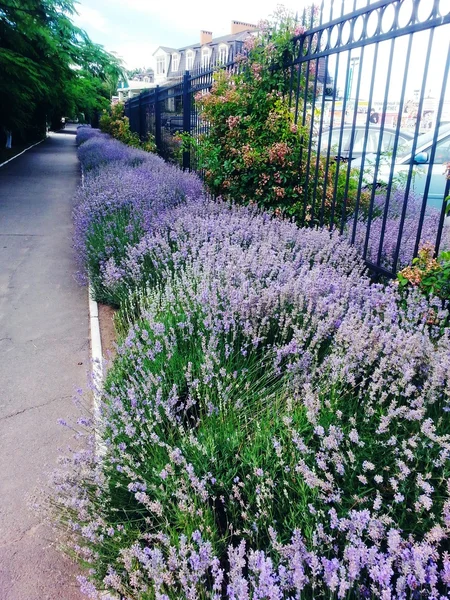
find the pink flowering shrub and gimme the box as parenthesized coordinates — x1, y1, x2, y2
(184, 8, 365, 227)
(50, 133, 450, 599)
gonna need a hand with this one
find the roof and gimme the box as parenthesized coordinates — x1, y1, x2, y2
(153, 46, 178, 56)
(158, 30, 255, 55)
(208, 30, 254, 45)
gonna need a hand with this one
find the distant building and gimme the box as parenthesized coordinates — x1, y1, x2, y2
(129, 69, 155, 84)
(115, 76, 155, 103)
(152, 20, 258, 86)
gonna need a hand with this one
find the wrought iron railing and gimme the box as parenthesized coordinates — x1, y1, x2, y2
(125, 0, 450, 277)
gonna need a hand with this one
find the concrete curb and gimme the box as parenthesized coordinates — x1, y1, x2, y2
(81, 156, 107, 456)
(88, 284, 106, 456)
(82, 155, 119, 599)
(0, 137, 47, 168)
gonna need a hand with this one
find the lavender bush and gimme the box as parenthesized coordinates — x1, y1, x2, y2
(103, 197, 365, 331)
(77, 136, 153, 173)
(76, 126, 103, 146)
(55, 265, 450, 599)
(54, 134, 450, 599)
(350, 190, 449, 269)
(73, 160, 204, 302)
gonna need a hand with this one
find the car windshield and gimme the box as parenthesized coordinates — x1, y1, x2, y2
(396, 123, 450, 159)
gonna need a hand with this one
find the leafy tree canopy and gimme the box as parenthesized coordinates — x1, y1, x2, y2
(0, 0, 125, 141)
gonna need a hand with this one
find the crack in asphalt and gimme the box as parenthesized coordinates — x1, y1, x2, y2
(0, 394, 72, 422)
(0, 240, 35, 295)
(0, 522, 44, 549)
(0, 233, 44, 237)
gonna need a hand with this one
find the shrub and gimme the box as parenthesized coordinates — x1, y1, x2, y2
(55, 238, 450, 599)
(103, 197, 364, 333)
(77, 135, 152, 173)
(396, 184, 450, 301)
(100, 102, 156, 153)
(76, 126, 102, 146)
(73, 160, 204, 303)
(398, 244, 450, 305)
(350, 190, 449, 270)
(183, 8, 364, 227)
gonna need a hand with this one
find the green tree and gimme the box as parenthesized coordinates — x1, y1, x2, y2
(0, 0, 125, 146)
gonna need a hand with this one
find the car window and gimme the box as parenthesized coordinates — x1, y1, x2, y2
(381, 131, 396, 152)
(434, 136, 450, 163)
(380, 131, 413, 153)
(354, 130, 400, 153)
(397, 124, 450, 158)
(321, 129, 352, 153)
(353, 129, 380, 153)
(396, 135, 411, 154)
(351, 129, 365, 153)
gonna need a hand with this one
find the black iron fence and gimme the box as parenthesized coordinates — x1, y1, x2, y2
(125, 0, 450, 277)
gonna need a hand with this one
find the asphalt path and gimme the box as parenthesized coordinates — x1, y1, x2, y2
(0, 127, 88, 599)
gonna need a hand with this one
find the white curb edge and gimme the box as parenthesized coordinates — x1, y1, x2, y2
(88, 283, 105, 455)
(82, 164, 106, 457)
(0, 136, 47, 168)
(82, 150, 119, 600)
(89, 295, 118, 598)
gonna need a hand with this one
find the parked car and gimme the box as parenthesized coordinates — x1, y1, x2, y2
(164, 114, 205, 135)
(318, 125, 413, 160)
(352, 123, 450, 210)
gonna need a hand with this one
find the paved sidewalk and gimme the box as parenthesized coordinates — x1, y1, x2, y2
(0, 128, 88, 599)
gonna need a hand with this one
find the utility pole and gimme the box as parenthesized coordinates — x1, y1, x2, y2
(346, 56, 360, 101)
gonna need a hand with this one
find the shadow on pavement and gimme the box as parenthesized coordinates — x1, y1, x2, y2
(52, 128, 77, 136)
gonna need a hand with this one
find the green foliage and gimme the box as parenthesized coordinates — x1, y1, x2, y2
(397, 186, 450, 305)
(99, 103, 156, 153)
(398, 244, 450, 305)
(183, 7, 365, 225)
(0, 0, 125, 142)
(85, 205, 145, 306)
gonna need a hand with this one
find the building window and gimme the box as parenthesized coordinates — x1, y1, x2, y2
(218, 44, 228, 64)
(156, 56, 165, 75)
(201, 47, 211, 69)
(143, 76, 150, 83)
(172, 53, 180, 73)
(186, 50, 195, 70)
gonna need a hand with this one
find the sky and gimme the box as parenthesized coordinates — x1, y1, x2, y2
(73, 0, 449, 106)
(73, 0, 312, 70)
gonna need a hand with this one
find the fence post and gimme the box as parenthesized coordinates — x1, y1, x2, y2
(154, 86, 162, 153)
(138, 93, 143, 139)
(91, 109, 99, 128)
(182, 70, 191, 170)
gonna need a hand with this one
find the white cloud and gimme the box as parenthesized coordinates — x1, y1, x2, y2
(73, 5, 109, 34)
(107, 0, 302, 40)
(113, 41, 159, 70)
(96, 0, 304, 70)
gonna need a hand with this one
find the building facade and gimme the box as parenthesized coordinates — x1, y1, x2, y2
(153, 20, 257, 85)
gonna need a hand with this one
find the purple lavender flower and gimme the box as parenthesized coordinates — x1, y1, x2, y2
(49, 131, 450, 600)
(349, 190, 450, 269)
